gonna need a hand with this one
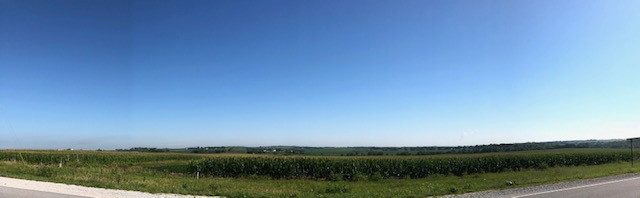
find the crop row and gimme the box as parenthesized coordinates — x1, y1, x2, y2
(190, 151, 635, 180)
(0, 151, 200, 165)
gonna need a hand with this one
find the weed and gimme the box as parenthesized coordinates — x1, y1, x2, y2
(35, 166, 54, 177)
(325, 183, 351, 194)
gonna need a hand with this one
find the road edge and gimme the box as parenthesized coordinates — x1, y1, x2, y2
(0, 176, 216, 198)
(440, 172, 640, 198)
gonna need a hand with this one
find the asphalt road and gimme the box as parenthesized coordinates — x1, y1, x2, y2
(446, 173, 640, 198)
(514, 176, 640, 198)
(0, 186, 90, 198)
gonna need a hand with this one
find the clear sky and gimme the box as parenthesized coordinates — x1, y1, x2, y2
(1, 0, 639, 149)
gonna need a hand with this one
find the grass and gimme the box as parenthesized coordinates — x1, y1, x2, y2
(0, 158, 639, 197)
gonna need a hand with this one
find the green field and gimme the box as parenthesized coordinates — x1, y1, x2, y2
(0, 149, 638, 197)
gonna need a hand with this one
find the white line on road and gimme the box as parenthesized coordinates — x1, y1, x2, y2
(512, 176, 640, 198)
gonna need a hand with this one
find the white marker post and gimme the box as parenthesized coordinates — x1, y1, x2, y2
(628, 137, 640, 167)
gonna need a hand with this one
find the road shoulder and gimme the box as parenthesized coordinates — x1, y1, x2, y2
(0, 176, 215, 198)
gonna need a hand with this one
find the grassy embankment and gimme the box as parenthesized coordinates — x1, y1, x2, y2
(0, 149, 638, 197)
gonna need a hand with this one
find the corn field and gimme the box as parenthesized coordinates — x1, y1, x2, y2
(0, 150, 200, 165)
(190, 150, 637, 180)
(0, 149, 636, 181)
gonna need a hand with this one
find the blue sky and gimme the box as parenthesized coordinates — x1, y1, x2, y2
(1, 0, 639, 149)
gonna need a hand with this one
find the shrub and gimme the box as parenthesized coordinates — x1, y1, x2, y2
(35, 166, 54, 177)
(208, 183, 219, 191)
(329, 173, 343, 181)
(369, 173, 384, 181)
(351, 173, 368, 181)
(325, 184, 351, 194)
(535, 162, 550, 170)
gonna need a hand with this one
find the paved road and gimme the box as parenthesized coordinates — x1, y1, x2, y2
(514, 176, 640, 198)
(0, 186, 90, 198)
(444, 173, 640, 198)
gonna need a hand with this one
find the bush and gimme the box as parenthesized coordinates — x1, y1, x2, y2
(369, 173, 384, 181)
(351, 173, 368, 181)
(325, 184, 351, 194)
(329, 173, 343, 181)
(208, 183, 219, 191)
(535, 162, 550, 170)
(35, 166, 54, 177)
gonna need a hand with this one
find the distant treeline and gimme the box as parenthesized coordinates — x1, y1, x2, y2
(116, 139, 635, 156)
(116, 147, 171, 152)
(116, 147, 229, 153)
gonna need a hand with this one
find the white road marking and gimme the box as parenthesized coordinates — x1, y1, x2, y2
(512, 176, 640, 198)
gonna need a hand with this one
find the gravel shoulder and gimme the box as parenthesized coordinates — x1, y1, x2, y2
(441, 173, 640, 198)
(0, 176, 216, 198)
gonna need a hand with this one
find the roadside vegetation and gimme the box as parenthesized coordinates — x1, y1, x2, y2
(0, 149, 639, 197)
